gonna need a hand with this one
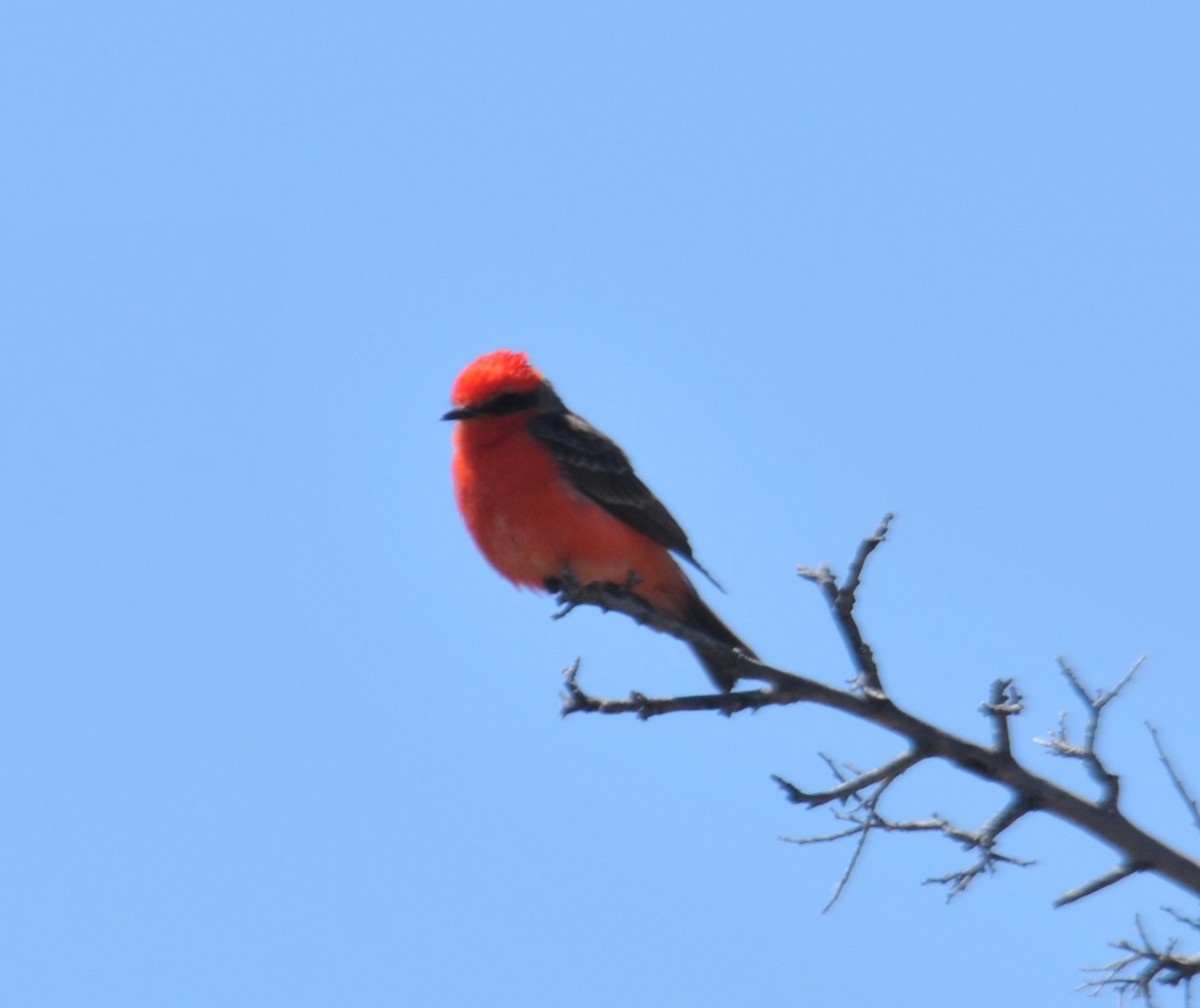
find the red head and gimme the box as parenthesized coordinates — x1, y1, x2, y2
(444, 350, 551, 420)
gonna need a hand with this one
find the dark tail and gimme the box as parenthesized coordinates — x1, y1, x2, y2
(682, 594, 757, 692)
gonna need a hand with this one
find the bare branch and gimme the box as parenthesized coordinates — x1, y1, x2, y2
(923, 848, 1037, 900)
(555, 514, 1200, 995)
(562, 680, 810, 721)
(798, 513, 892, 697)
(560, 658, 757, 719)
(918, 796, 1037, 900)
(1082, 915, 1200, 1003)
(781, 773, 904, 911)
(1163, 907, 1200, 933)
(841, 512, 894, 610)
(777, 751, 1035, 906)
(1056, 863, 1145, 909)
(563, 630, 1200, 905)
(1034, 657, 1145, 810)
(780, 824, 865, 846)
(1149, 724, 1200, 833)
(981, 678, 1023, 757)
(772, 748, 927, 809)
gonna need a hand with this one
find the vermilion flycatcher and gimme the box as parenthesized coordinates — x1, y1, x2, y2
(443, 349, 755, 690)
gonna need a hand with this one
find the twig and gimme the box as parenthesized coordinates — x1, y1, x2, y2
(772, 748, 926, 808)
(1035, 657, 1145, 810)
(923, 847, 1037, 900)
(1164, 907, 1200, 932)
(842, 513, 894, 609)
(1149, 724, 1200, 833)
(1056, 862, 1145, 908)
(920, 795, 1037, 900)
(781, 774, 903, 911)
(797, 513, 892, 697)
(1082, 915, 1200, 1004)
(561, 668, 812, 720)
(778, 753, 1035, 906)
(981, 678, 1023, 756)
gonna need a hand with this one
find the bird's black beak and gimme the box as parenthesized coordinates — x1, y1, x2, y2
(441, 406, 477, 421)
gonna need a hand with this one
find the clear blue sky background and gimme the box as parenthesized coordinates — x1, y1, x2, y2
(4, 3, 1199, 1006)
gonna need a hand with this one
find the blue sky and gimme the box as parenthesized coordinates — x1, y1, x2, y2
(4, 3, 1199, 1005)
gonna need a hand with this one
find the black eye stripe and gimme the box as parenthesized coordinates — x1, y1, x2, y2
(480, 391, 541, 415)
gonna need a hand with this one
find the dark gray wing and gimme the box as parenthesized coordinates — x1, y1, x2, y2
(528, 408, 721, 587)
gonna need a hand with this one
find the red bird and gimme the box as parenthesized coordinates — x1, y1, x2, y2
(443, 349, 755, 690)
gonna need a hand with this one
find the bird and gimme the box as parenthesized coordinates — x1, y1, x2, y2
(442, 349, 755, 690)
